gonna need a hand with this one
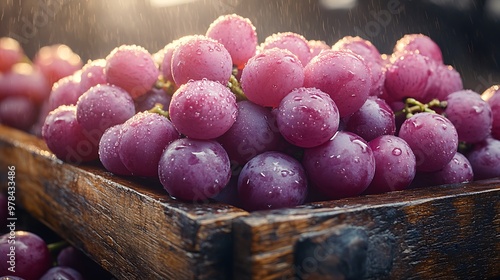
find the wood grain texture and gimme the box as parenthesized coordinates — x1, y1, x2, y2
(233, 179, 500, 279)
(0, 125, 248, 279)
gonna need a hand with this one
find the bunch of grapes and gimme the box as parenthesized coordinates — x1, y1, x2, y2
(4, 14, 500, 212)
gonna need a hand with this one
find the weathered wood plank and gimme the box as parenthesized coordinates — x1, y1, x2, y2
(0, 124, 248, 279)
(233, 179, 500, 279)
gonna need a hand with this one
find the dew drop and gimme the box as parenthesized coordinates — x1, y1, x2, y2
(392, 148, 402, 156)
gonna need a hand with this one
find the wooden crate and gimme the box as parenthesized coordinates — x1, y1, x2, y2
(1, 124, 499, 279)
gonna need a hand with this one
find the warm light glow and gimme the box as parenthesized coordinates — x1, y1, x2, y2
(319, 0, 357, 10)
(149, 0, 200, 7)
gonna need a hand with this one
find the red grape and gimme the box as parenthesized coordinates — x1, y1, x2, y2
(0, 63, 50, 104)
(307, 40, 330, 58)
(33, 44, 83, 85)
(260, 32, 312, 66)
(467, 137, 500, 180)
(0, 37, 24, 73)
(431, 152, 473, 185)
(79, 58, 107, 93)
(48, 73, 84, 111)
(393, 33, 443, 63)
(99, 124, 132, 176)
(0, 96, 38, 131)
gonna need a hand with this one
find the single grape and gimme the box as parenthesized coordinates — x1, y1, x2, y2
(393, 33, 443, 63)
(481, 85, 500, 140)
(398, 112, 458, 172)
(42, 105, 99, 163)
(240, 48, 304, 108)
(48, 73, 84, 111)
(206, 14, 258, 68)
(158, 138, 231, 201)
(384, 52, 437, 102)
(444, 90, 492, 143)
(0, 37, 24, 73)
(39, 267, 84, 280)
(426, 64, 463, 101)
(260, 32, 312, 66)
(79, 58, 107, 93)
(364, 135, 416, 194)
(343, 96, 396, 142)
(169, 79, 237, 139)
(0, 96, 38, 131)
(276, 87, 339, 148)
(160, 41, 177, 84)
(430, 152, 473, 185)
(33, 44, 83, 85)
(76, 84, 136, 138)
(171, 35, 232, 86)
(0, 63, 50, 104)
(119, 111, 179, 177)
(105, 44, 159, 99)
(134, 87, 172, 113)
(0, 231, 52, 280)
(302, 131, 375, 199)
(308, 40, 330, 58)
(466, 137, 500, 180)
(304, 50, 371, 117)
(237, 151, 308, 211)
(99, 124, 132, 176)
(217, 100, 283, 166)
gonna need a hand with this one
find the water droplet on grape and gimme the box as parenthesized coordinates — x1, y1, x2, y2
(392, 148, 402, 156)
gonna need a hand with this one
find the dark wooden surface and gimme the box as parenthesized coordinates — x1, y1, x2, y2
(0, 124, 248, 279)
(233, 179, 500, 279)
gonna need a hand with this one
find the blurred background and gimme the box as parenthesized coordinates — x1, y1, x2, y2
(1, 0, 499, 92)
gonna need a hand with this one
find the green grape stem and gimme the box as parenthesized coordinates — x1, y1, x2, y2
(148, 103, 170, 119)
(155, 78, 177, 96)
(228, 75, 247, 102)
(396, 98, 447, 118)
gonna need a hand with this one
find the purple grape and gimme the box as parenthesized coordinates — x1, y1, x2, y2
(0, 231, 52, 280)
(240, 48, 304, 108)
(105, 44, 159, 99)
(426, 64, 463, 101)
(169, 79, 237, 139)
(364, 135, 416, 194)
(398, 112, 458, 172)
(79, 58, 107, 94)
(171, 35, 232, 86)
(39, 267, 84, 280)
(481, 85, 500, 140)
(160, 41, 177, 84)
(384, 52, 437, 102)
(344, 96, 396, 142)
(99, 124, 132, 175)
(217, 100, 283, 166)
(260, 32, 312, 66)
(237, 151, 308, 211)
(276, 87, 339, 148)
(304, 50, 371, 117)
(134, 87, 172, 113)
(0, 63, 50, 104)
(42, 105, 99, 163)
(302, 131, 375, 199)
(76, 84, 136, 138)
(308, 40, 330, 58)
(431, 152, 473, 185)
(34, 44, 83, 86)
(0, 37, 23, 73)
(0, 96, 38, 131)
(48, 74, 84, 111)
(158, 138, 231, 201)
(466, 137, 500, 180)
(212, 176, 241, 207)
(0, 276, 25, 280)
(206, 14, 258, 68)
(444, 90, 492, 143)
(393, 33, 443, 63)
(118, 111, 179, 177)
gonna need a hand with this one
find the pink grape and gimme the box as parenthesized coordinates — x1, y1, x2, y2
(398, 112, 458, 172)
(217, 100, 283, 166)
(427, 64, 463, 101)
(237, 151, 308, 211)
(0, 37, 23, 73)
(276, 87, 340, 148)
(308, 40, 330, 58)
(0, 96, 38, 131)
(79, 58, 107, 93)
(0, 63, 50, 104)
(160, 41, 177, 84)
(304, 50, 372, 117)
(240, 48, 304, 108)
(48, 73, 84, 111)
(481, 85, 500, 140)
(364, 135, 416, 194)
(119, 111, 179, 177)
(344, 96, 396, 142)
(393, 33, 443, 63)
(169, 79, 237, 139)
(34, 44, 83, 85)
(171, 35, 232, 86)
(302, 131, 376, 199)
(444, 90, 492, 143)
(466, 137, 500, 180)
(260, 32, 312, 66)
(42, 105, 99, 163)
(0, 231, 52, 280)
(105, 44, 159, 99)
(134, 87, 172, 112)
(98, 124, 132, 176)
(431, 152, 473, 185)
(158, 138, 231, 201)
(206, 14, 258, 68)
